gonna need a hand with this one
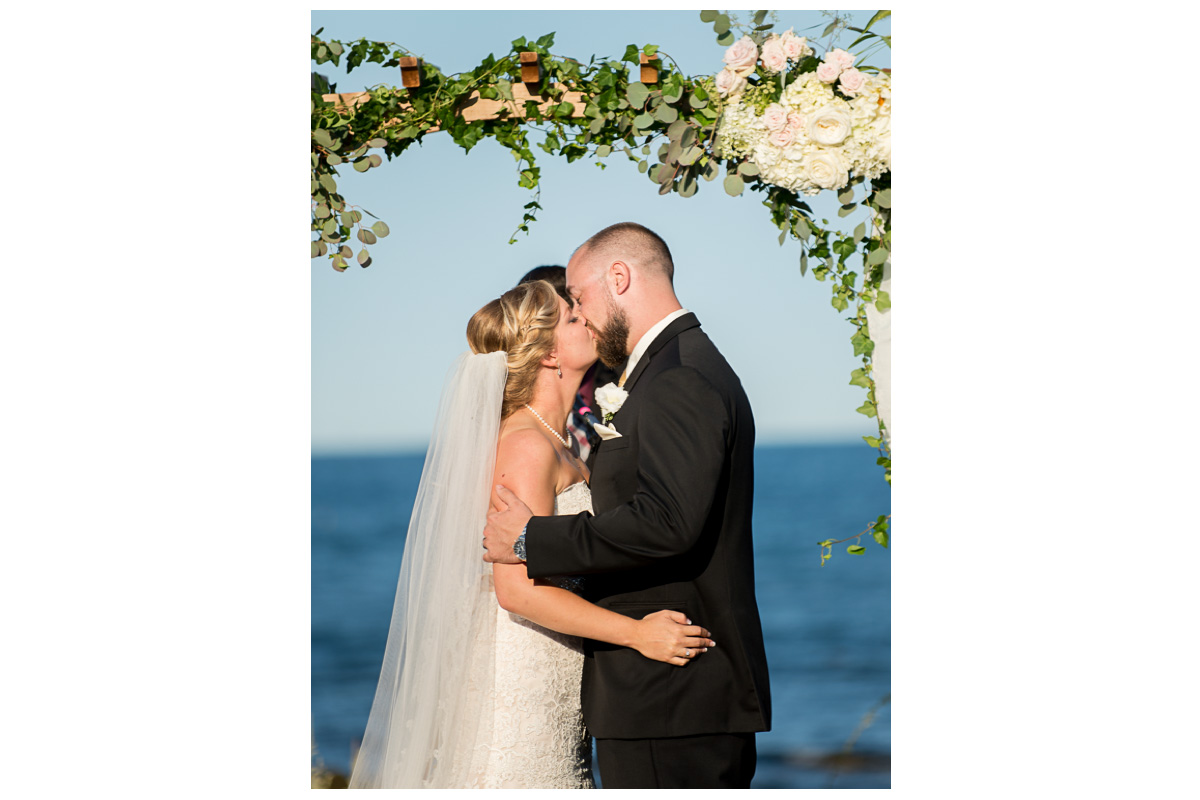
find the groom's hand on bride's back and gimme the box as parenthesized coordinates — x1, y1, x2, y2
(483, 485, 533, 564)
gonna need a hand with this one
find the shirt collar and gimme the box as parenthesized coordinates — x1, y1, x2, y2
(622, 308, 689, 384)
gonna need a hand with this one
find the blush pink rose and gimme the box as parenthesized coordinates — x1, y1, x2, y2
(838, 67, 866, 96)
(787, 111, 805, 130)
(761, 103, 789, 131)
(723, 36, 759, 76)
(769, 126, 795, 148)
(816, 60, 842, 83)
(827, 48, 856, 71)
(760, 36, 788, 73)
(714, 67, 747, 97)
(780, 29, 810, 61)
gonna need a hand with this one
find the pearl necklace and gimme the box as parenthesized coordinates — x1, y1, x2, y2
(524, 404, 569, 448)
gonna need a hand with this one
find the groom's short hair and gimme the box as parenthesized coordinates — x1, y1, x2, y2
(578, 222, 674, 284)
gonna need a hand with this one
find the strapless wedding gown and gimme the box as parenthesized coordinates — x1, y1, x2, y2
(469, 481, 595, 789)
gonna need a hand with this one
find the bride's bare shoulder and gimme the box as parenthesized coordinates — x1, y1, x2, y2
(496, 419, 557, 469)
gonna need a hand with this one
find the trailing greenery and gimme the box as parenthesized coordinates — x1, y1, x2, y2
(311, 10, 891, 556)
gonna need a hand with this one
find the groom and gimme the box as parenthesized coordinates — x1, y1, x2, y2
(484, 222, 770, 789)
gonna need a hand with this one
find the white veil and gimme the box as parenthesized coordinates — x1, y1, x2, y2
(349, 351, 507, 788)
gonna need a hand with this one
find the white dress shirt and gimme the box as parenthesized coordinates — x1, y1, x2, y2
(619, 308, 690, 386)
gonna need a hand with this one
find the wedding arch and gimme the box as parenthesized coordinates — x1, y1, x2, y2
(310, 10, 891, 559)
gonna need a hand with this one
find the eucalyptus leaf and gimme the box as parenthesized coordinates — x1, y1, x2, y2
(313, 128, 334, 149)
(354, 158, 370, 172)
(634, 112, 654, 129)
(319, 173, 337, 193)
(838, 186, 854, 204)
(638, 159, 649, 173)
(372, 221, 390, 237)
(327, 154, 342, 166)
(340, 246, 353, 259)
(358, 247, 370, 265)
(368, 154, 382, 168)
(714, 15, 730, 35)
(596, 144, 612, 157)
(358, 228, 377, 245)
(838, 203, 856, 217)
(654, 104, 678, 124)
(678, 145, 703, 166)
(800, 252, 808, 276)
(853, 222, 866, 242)
(368, 137, 387, 148)
(667, 120, 688, 141)
(716, 30, 735, 46)
(699, 10, 718, 22)
(314, 203, 330, 219)
(311, 241, 320, 258)
(875, 188, 891, 208)
(867, 247, 889, 266)
(737, 161, 760, 177)
(723, 174, 744, 197)
(679, 173, 698, 197)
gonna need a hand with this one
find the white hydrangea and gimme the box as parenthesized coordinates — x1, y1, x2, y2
(714, 66, 890, 195)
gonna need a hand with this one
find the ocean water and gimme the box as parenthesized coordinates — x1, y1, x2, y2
(312, 442, 891, 789)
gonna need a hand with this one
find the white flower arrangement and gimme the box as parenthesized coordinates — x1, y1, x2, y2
(713, 36, 891, 196)
(593, 382, 629, 440)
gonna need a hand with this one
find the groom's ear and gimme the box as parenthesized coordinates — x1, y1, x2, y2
(609, 260, 631, 296)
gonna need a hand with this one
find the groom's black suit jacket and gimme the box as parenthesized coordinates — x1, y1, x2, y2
(525, 313, 771, 740)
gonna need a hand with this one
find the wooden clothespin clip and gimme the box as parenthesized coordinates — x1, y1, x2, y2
(400, 57, 421, 89)
(519, 51, 542, 86)
(640, 52, 659, 84)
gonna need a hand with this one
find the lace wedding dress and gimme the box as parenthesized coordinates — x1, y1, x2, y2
(467, 481, 596, 789)
(349, 353, 595, 789)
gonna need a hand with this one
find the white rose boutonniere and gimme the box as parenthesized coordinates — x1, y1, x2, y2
(593, 382, 629, 440)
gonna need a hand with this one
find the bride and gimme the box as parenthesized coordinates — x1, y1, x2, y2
(348, 280, 715, 789)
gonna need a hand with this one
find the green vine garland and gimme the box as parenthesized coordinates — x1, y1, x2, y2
(311, 10, 891, 560)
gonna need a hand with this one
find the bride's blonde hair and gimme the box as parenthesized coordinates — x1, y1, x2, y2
(466, 280, 560, 419)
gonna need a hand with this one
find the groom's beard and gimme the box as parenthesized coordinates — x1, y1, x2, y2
(593, 301, 631, 370)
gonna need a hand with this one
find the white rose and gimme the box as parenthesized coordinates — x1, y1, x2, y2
(838, 67, 866, 97)
(714, 67, 747, 97)
(768, 126, 796, 148)
(761, 103, 789, 131)
(806, 104, 853, 146)
(594, 382, 629, 422)
(803, 150, 848, 190)
(780, 29, 811, 61)
(723, 36, 759, 76)
(760, 36, 788, 73)
(816, 60, 842, 83)
(827, 48, 856, 71)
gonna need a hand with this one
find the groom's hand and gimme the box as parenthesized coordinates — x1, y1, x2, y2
(483, 485, 533, 564)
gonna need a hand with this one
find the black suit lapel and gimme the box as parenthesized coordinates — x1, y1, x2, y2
(621, 313, 701, 393)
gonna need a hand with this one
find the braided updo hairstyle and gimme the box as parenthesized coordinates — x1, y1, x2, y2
(466, 279, 561, 419)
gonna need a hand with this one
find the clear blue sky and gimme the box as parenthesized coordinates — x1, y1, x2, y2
(311, 9, 891, 454)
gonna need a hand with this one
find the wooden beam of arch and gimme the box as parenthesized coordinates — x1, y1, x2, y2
(319, 68, 889, 133)
(320, 82, 588, 134)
